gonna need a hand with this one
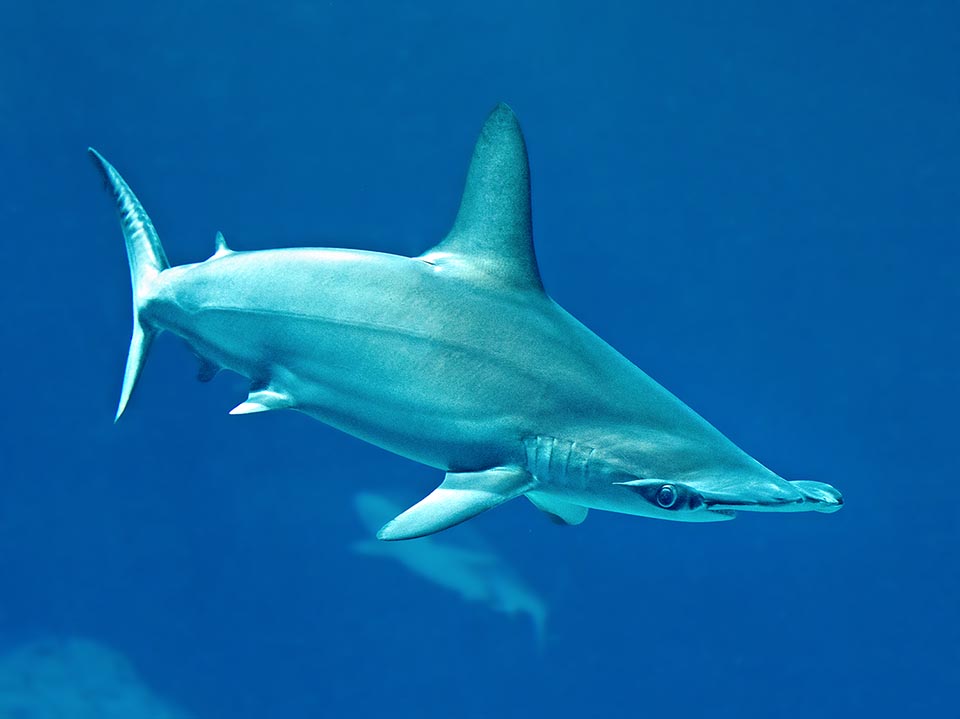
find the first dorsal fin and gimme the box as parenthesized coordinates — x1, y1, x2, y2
(420, 103, 544, 293)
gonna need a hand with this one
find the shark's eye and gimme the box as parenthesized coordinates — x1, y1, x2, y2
(657, 484, 678, 508)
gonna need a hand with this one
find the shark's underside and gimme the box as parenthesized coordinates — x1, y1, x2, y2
(90, 103, 842, 540)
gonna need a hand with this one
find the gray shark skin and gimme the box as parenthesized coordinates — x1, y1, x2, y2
(352, 492, 547, 644)
(90, 103, 842, 540)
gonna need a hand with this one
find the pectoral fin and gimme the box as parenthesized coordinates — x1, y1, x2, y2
(377, 467, 535, 541)
(525, 492, 589, 526)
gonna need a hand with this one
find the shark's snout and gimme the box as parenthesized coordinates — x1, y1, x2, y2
(789, 480, 844, 513)
(614, 474, 843, 519)
(693, 477, 845, 515)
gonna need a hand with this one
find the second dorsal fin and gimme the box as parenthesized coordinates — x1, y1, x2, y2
(420, 103, 544, 294)
(209, 231, 232, 260)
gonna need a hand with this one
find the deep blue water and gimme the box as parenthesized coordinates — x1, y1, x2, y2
(1, 1, 957, 717)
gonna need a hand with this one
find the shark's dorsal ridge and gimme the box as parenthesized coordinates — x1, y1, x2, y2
(421, 103, 544, 294)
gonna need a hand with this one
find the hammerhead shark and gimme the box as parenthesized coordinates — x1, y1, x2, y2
(353, 492, 547, 642)
(90, 103, 842, 540)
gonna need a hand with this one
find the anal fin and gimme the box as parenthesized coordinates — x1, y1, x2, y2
(377, 467, 535, 541)
(525, 491, 589, 526)
(197, 357, 220, 383)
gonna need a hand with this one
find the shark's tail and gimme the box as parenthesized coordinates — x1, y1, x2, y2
(88, 149, 169, 421)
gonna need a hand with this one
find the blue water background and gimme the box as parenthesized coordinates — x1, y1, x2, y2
(0, 1, 957, 717)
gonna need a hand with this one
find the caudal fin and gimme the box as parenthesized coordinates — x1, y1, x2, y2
(88, 149, 169, 421)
